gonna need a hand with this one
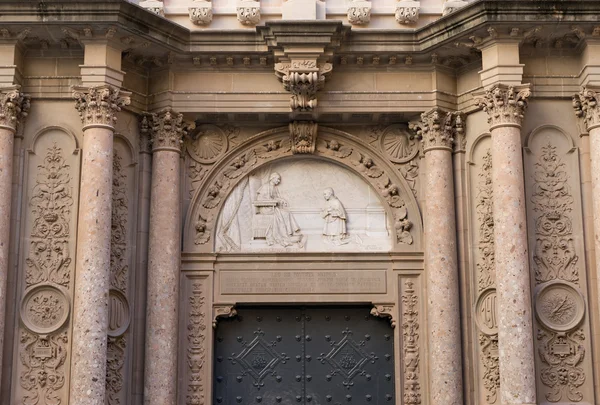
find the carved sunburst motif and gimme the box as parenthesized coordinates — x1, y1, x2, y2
(189, 124, 228, 164)
(380, 124, 419, 164)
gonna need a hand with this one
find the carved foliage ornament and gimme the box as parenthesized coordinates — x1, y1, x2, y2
(401, 280, 421, 404)
(193, 131, 416, 248)
(275, 60, 332, 111)
(395, 1, 420, 25)
(187, 281, 208, 405)
(530, 141, 588, 402)
(21, 143, 73, 404)
(189, 0, 213, 25)
(572, 86, 600, 131)
(409, 108, 464, 152)
(290, 121, 318, 154)
(347, 1, 371, 25)
(237, 1, 260, 25)
(72, 85, 130, 130)
(370, 304, 396, 328)
(143, 108, 191, 153)
(0, 86, 30, 132)
(475, 84, 531, 128)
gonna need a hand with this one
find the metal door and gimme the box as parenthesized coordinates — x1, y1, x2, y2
(213, 306, 395, 404)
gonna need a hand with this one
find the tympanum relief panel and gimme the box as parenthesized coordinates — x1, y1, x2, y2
(183, 125, 422, 254)
(523, 126, 595, 404)
(13, 128, 80, 405)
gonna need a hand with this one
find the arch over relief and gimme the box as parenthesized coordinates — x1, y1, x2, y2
(183, 125, 423, 253)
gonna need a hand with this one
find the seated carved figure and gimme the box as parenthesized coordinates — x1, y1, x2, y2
(253, 172, 303, 247)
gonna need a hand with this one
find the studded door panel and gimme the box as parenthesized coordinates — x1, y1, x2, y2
(213, 306, 395, 405)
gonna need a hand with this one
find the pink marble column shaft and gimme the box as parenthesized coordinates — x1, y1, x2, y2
(477, 83, 536, 405)
(70, 86, 129, 405)
(0, 87, 28, 389)
(143, 110, 185, 405)
(415, 109, 464, 405)
(490, 125, 536, 405)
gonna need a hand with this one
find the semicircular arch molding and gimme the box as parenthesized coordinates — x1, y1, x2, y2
(184, 126, 423, 253)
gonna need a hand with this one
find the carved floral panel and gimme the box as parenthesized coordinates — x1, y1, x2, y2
(524, 126, 595, 404)
(15, 128, 80, 405)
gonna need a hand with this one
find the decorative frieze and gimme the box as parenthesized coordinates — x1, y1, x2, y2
(347, 0, 371, 25)
(401, 280, 421, 405)
(290, 121, 317, 154)
(189, 0, 213, 25)
(395, 1, 420, 25)
(409, 108, 464, 152)
(237, 1, 260, 25)
(573, 86, 600, 131)
(0, 86, 30, 132)
(72, 85, 130, 130)
(274, 61, 332, 111)
(475, 84, 531, 128)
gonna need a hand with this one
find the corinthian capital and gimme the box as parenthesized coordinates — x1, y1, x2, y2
(475, 83, 531, 129)
(73, 85, 131, 130)
(572, 86, 600, 132)
(146, 108, 192, 153)
(0, 86, 30, 133)
(409, 108, 464, 153)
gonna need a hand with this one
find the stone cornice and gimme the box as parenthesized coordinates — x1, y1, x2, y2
(474, 83, 531, 129)
(0, 85, 29, 133)
(573, 86, 600, 132)
(144, 108, 193, 154)
(72, 85, 131, 130)
(409, 108, 464, 153)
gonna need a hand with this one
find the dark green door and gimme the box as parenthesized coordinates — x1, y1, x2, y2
(213, 306, 395, 404)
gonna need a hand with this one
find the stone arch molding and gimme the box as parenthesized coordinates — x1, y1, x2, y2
(184, 126, 423, 253)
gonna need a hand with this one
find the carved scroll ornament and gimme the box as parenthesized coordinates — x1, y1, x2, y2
(290, 121, 318, 154)
(186, 127, 421, 252)
(370, 303, 396, 328)
(275, 61, 332, 111)
(347, 1, 371, 25)
(401, 280, 421, 405)
(189, 0, 213, 25)
(237, 0, 260, 25)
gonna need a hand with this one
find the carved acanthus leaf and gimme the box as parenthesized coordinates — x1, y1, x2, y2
(146, 108, 192, 153)
(0, 86, 30, 132)
(290, 121, 318, 154)
(275, 61, 332, 111)
(573, 86, 600, 131)
(409, 108, 464, 152)
(73, 85, 130, 129)
(475, 84, 531, 128)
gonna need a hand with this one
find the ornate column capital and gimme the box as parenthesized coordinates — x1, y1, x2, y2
(409, 108, 464, 153)
(475, 83, 531, 129)
(0, 86, 30, 134)
(573, 86, 600, 132)
(145, 108, 193, 154)
(72, 85, 131, 131)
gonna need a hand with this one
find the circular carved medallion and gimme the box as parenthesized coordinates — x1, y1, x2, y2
(380, 124, 419, 164)
(475, 288, 498, 335)
(21, 285, 70, 334)
(107, 289, 130, 337)
(535, 281, 585, 332)
(188, 124, 228, 164)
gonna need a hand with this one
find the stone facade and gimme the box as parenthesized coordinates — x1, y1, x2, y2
(0, 1, 599, 404)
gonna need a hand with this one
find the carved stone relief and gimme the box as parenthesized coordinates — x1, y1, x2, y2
(367, 124, 420, 198)
(524, 127, 594, 403)
(186, 279, 209, 405)
(186, 127, 421, 253)
(401, 279, 421, 405)
(347, 0, 371, 25)
(237, 0, 260, 25)
(189, 0, 213, 25)
(469, 137, 499, 404)
(274, 61, 332, 111)
(17, 130, 80, 405)
(214, 159, 393, 252)
(106, 145, 134, 405)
